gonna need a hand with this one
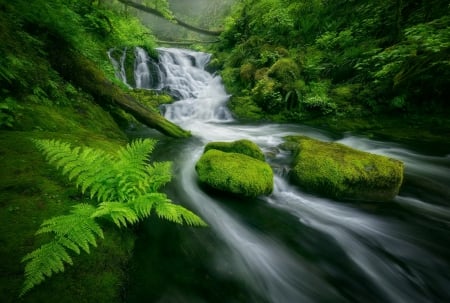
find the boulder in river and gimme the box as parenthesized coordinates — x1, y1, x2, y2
(195, 141, 273, 197)
(283, 136, 404, 202)
(203, 139, 265, 161)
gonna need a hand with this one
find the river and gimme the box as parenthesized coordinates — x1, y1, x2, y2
(117, 48, 450, 303)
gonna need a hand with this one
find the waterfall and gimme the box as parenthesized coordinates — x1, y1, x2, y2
(107, 47, 129, 87)
(157, 48, 233, 124)
(134, 47, 151, 89)
(117, 48, 450, 303)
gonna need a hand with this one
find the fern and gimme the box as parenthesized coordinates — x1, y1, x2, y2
(92, 202, 139, 228)
(21, 204, 101, 297)
(22, 139, 207, 296)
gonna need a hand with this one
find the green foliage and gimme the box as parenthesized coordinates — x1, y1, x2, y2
(22, 139, 206, 296)
(214, 0, 450, 120)
(301, 81, 336, 115)
(0, 97, 22, 128)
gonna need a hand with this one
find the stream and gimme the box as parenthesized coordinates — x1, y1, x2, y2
(117, 48, 450, 303)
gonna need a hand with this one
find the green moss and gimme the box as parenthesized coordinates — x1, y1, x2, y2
(268, 58, 300, 84)
(195, 150, 273, 197)
(240, 62, 257, 84)
(130, 89, 174, 110)
(284, 136, 404, 202)
(204, 139, 265, 161)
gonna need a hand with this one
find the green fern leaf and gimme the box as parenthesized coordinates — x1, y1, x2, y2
(113, 139, 158, 198)
(174, 205, 208, 227)
(92, 202, 139, 228)
(127, 193, 165, 219)
(21, 241, 73, 296)
(36, 204, 103, 253)
(154, 200, 183, 224)
(139, 161, 173, 192)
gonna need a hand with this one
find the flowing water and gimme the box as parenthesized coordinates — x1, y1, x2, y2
(118, 48, 450, 303)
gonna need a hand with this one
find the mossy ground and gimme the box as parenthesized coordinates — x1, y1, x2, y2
(0, 99, 135, 302)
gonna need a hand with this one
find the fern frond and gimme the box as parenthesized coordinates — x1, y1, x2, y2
(114, 139, 159, 199)
(23, 138, 206, 296)
(127, 193, 166, 219)
(21, 204, 105, 296)
(174, 205, 208, 227)
(36, 204, 103, 254)
(139, 161, 173, 192)
(21, 241, 73, 297)
(154, 198, 181, 223)
(116, 138, 157, 168)
(92, 202, 139, 228)
(33, 139, 118, 201)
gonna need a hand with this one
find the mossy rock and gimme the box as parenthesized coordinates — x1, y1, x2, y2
(195, 149, 273, 197)
(204, 139, 265, 161)
(284, 136, 404, 202)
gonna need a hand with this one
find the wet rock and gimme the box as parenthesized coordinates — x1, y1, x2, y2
(283, 136, 404, 202)
(196, 141, 273, 197)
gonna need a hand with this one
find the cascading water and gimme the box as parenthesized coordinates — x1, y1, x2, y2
(122, 48, 450, 303)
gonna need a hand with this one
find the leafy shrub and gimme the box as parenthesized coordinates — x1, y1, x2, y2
(0, 97, 22, 128)
(301, 81, 336, 115)
(252, 77, 283, 113)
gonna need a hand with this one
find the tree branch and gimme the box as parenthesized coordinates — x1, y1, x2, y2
(118, 0, 223, 36)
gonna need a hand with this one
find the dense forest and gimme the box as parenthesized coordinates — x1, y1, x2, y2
(212, 0, 449, 138)
(1, 0, 449, 302)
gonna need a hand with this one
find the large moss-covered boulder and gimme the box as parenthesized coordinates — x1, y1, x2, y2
(284, 136, 404, 202)
(195, 149, 273, 197)
(204, 139, 265, 161)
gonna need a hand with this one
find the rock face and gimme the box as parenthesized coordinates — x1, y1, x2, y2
(195, 140, 273, 197)
(283, 136, 404, 202)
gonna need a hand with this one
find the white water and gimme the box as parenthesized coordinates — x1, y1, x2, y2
(124, 48, 450, 303)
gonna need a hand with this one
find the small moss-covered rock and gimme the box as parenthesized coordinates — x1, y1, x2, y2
(204, 139, 265, 161)
(284, 136, 404, 202)
(195, 149, 273, 197)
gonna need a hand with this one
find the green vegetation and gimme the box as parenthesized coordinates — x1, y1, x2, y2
(283, 136, 404, 202)
(196, 149, 273, 197)
(22, 139, 206, 295)
(0, 1, 194, 302)
(204, 139, 265, 161)
(212, 0, 450, 137)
